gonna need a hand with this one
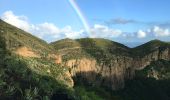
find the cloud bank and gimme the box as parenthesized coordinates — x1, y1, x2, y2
(105, 18, 137, 25)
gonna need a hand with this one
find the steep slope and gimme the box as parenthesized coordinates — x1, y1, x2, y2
(0, 19, 54, 57)
(0, 19, 74, 99)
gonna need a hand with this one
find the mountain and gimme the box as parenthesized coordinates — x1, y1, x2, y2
(0, 19, 170, 100)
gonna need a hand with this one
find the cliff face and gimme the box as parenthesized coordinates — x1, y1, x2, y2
(62, 46, 170, 90)
(64, 56, 134, 90)
(50, 38, 170, 90)
(134, 47, 170, 70)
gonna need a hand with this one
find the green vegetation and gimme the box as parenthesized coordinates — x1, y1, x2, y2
(0, 54, 75, 100)
(74, 86, 104, 100)
(0, 20, 74, 99)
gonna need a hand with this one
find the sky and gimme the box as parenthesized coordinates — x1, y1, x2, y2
(0, 0, 170, 47)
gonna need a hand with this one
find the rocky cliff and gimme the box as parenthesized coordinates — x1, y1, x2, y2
(64, 56, 134, 90)
(53, 39, 170, 90)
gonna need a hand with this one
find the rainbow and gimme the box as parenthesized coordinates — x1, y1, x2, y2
(68, 0, 90, 34)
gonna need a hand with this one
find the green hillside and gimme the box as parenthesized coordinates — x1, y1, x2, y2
(0, 19, 75, 100)
(0, 19, 54, 56)
(132, 39, 170, 57)
(51, 38, 81, 50)
(51, 38, 130, 63)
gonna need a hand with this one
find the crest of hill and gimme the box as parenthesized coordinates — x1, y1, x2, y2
(51, 38, 131, 61)
(0, 19, 55, 56)
(51, 38, 129, 50)
(50, 38, 81, 50)
(76, 38, 129, 49)
(132, 39, 170, 56)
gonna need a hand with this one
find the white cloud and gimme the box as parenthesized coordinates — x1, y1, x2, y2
(153, 26, 170, 37)
(1, 11, 30, 31)
(136, 26, 170, 39)
(63, 27, 85, 39)
(90, 24, 122, 38)
(137, 30, 146, 38)
(34, 23, 85, 40)
(38, 22, 60, 35)
(0, 10, 85, 41)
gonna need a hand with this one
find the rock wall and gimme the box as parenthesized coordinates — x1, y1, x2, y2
(134, 48, 170, 70)
(62, 47, 170, 90)
(64, 57, 134, 90)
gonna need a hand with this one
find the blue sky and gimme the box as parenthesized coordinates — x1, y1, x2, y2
(0, 0, 170, 46)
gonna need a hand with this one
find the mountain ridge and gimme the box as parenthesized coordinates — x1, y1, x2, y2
(1, 18, 170, 49)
